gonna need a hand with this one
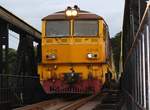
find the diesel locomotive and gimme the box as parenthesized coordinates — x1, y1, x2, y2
(38, 6, 116, 94)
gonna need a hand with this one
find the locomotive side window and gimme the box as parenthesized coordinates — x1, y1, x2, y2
(46, 21, 70, 37)
(74, 20, 98, 36)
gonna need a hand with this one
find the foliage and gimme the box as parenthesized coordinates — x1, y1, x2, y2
(111, 32, 122, 73)
(7, 48, 17, 74)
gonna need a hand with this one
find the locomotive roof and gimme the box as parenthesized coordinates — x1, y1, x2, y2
(42, 10, 104, 20)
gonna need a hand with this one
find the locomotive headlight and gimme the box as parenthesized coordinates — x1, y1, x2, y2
(46, 53, 57, 60)
(71, 10, 78, 16)
(66, 10, 72, 17)
(65, 7, 78, 17)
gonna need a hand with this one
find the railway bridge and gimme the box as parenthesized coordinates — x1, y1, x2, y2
(0, 0, 150, 110)
(0, 5, 45, 109)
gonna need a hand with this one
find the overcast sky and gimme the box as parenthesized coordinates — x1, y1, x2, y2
(0, 0, 124, 48)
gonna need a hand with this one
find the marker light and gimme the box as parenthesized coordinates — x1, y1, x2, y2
(87, 53, 93, 59)
(46, 54, 57, 60)
(87, 53, 98, 59)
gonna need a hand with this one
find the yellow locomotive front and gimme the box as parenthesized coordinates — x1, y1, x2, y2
(38, 6, 114, 94)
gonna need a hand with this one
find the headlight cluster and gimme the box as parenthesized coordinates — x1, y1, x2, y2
(46, 54, 57, 60)
(65, 5, 79, 17)
(66, 9, 78, 17)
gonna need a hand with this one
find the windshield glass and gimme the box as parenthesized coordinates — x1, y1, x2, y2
(74, 20, 98, 36)
(46, 21, 70, 37)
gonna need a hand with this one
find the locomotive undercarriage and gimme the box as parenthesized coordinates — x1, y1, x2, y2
(42, 78, 102, 94)
(39, 63, 111, 94)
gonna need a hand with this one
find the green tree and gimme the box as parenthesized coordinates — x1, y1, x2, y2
(7, 48, 17, 74)
(111, 32, 122, 74)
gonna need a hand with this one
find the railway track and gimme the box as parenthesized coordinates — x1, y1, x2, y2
(14, 94, 98, 110)
(14, 99, 63, 110)
(14, 90, 123, 110)
(57, 94, 97, 110)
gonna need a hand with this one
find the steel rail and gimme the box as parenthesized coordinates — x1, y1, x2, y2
(14, 99, 61, 110)
(13, 93, 99, 110)
(58, 94, 99, 110)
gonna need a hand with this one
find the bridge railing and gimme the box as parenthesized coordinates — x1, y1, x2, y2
(123, 2, 150, 110)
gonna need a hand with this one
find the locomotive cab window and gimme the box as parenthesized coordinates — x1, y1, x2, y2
(74, 20, 98, 36)
(46, 21, 70, 37)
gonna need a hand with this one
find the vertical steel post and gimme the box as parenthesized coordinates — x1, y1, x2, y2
(139, 38, 142, 105)
(147, 8, 150, 110)
(0, 19, 8, 75)
(0, 19, 2, 106)
(146, 25, 150, 110)
(16, 33, 40, 104)
(142, 33, 146, 108)
(0, 19, 9, 107)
